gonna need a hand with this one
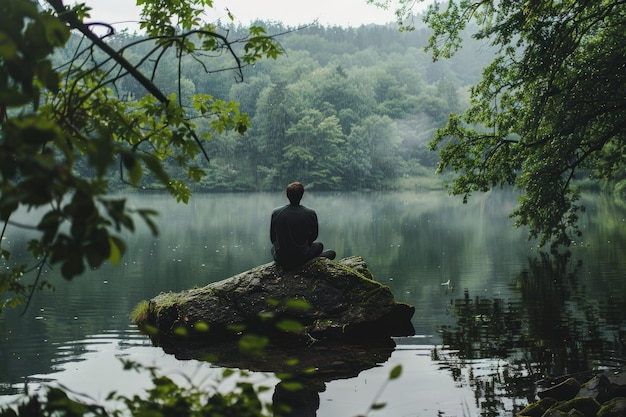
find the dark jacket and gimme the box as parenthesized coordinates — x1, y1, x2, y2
(270, 204, 318, 267)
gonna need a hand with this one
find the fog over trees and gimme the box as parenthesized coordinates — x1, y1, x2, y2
(72, 20, 492, 192)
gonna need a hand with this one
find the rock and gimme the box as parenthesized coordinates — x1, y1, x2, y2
(600, 370, 626, 398)
(577, 375, 614, 403)
(597, 397, 626, 417)
(518, 397, 558, 417)
(539, 378, 582, 402)
(544, 397, 601, 417)
(134, 256, 415, 346)
(523, 369, 626, 417)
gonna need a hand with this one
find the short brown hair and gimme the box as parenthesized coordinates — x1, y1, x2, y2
(286, 182, 304, 204)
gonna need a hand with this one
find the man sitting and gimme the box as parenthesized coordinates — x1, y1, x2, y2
(270, 182, 336, 269)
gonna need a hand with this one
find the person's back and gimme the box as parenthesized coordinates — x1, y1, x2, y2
(270, 182, 335, 269)
(270, 204, 318, 266)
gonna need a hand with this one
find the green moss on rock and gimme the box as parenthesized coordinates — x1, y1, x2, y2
(597, 397, 626, 417)
(546, 396, 601, 417)
(133, 256, 415, 346)
(518, 397, 558, 417)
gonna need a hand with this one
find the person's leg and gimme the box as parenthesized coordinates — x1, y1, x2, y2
(308, 242, 336, 261)
(308, 242, 324, 259)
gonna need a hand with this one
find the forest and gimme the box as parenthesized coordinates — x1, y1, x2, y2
(59, 19, 492, 192)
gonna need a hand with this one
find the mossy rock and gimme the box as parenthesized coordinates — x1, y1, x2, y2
(545, 396, 601, 417)
(579, 375, 614, 403)
(518, 397, 558, 417)
(133, 256, 415, 346)
(539, 378, 582, 402)
(598, 397, 626, 417)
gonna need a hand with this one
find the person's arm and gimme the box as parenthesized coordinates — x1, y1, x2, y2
(310, 211, 319, 244)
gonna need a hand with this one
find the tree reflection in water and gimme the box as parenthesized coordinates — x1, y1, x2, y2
(434, 252, 625, 416)
(155, 337, 396, 417)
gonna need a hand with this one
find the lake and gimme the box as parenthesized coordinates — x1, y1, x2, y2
(1, 190, 625, 416)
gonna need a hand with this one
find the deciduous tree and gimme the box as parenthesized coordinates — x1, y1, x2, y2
(0, 0, 282, 309)
(378, 0, 626, 248)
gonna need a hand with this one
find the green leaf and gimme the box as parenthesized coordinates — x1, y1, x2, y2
(173, 326, 188, 336)
(122, 153, 142, 186)
(193, 321, 209, 332)
(168, 180, 191, 204)
(102, 199, 134, 232)
(141, 153, 170, 185)
(285, 299, 312, 311)
(61, 255, 85, 280)
(227, 324, 247, 332)
(36, 60, 60, 92)
(187, 166, 206, 182)
(0, 33, 18, 59)
(0, 195, 19, 222)
(87, 135, 116, 176)
(389, 364, 402, 380)
(136, 209, 159, 237)
(258, 311, 275, 321)
(108, 236, 126, 266)
(41, 13, 70, 47)
(26, 240, 45, 258)
(141, 324, 159, 337)
(266, 298, 280, 307)
(85, 242, 108, 269)
(238, 334, 268, 356)
(279, 381, 303, 392)
(276, 320, 303, 333)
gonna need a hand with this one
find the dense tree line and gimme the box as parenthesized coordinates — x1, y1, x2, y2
(80, 20, 492, 192)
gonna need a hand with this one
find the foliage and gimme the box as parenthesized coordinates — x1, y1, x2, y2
(0, 361, 273, 417)
(381, 0, 626, 248)
(17, 16, 489, 195)
(1, 3, 498, 309)
(74, 21, 490, 193)
(0, 357, 403, 417)
(0, 2, 419, 415)
(0, 0, 282, 309)
(362, 364, 403, 414)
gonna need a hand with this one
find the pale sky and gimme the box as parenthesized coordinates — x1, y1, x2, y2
(80, 0, 418, 31)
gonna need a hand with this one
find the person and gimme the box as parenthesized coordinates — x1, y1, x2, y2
(270, 182, 336, 269)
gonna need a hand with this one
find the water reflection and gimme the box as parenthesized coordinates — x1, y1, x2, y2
(1, 191, 626, 416)
(159, 338, 395, 416)
(436, 252, 626, 416)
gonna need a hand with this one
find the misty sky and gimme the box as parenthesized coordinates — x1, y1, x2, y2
(80, 0, 421, 30)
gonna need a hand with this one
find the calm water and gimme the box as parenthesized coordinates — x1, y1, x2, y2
(1, 190, 625, 416)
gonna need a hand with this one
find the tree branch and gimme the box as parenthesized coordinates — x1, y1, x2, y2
(45, 0, 212, 163)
